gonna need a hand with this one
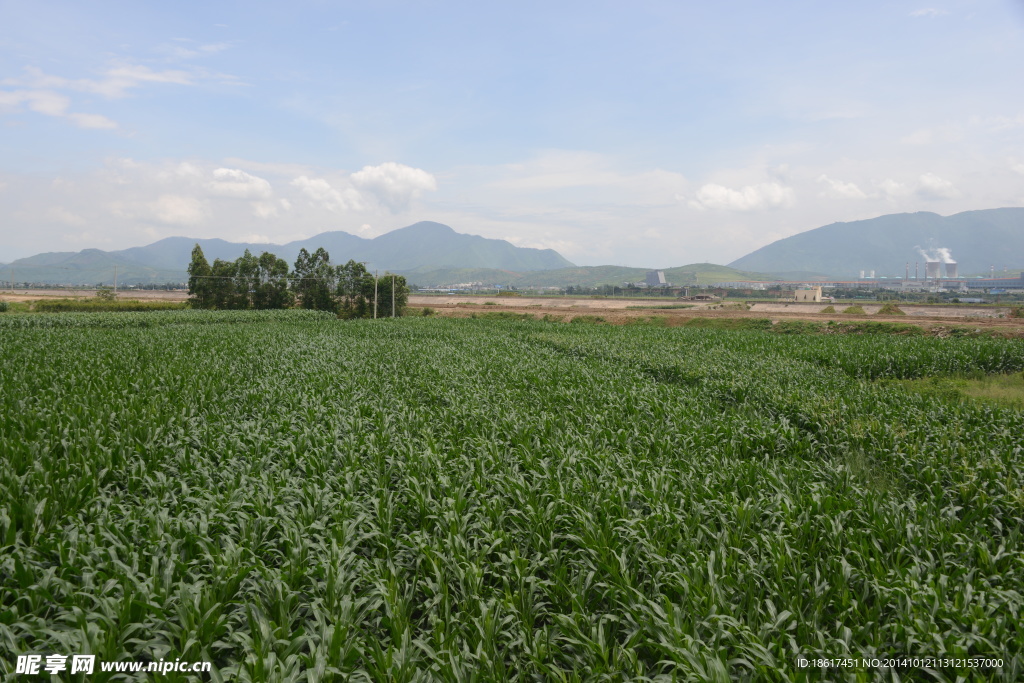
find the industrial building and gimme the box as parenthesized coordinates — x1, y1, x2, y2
(794, 286, 823, 302)
(645, 270, 667, 287)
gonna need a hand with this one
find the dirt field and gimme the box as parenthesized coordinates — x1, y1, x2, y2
(408, 295, 1024, 334)
(4, 290, 1022, 334)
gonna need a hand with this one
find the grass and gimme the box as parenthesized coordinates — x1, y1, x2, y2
(30, 298, 188, 313)
(843, 305, 867, 314)
(890, 370, 1024, 409)
(820, 305, 836, 314)
(877, 302, 906, 316)
(1, 313, 1023, 680)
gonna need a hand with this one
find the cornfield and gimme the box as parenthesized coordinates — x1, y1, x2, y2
(1, 312, 1022, 681)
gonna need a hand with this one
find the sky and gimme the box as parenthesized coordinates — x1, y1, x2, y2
(2, 0, 1024, 267)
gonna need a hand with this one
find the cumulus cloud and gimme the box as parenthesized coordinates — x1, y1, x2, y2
(351, 162, 437, 211)
(817, 175, 867, 199)
(150, 194, 207, 225)
(689, 182, 794, 211)
(291, 176, 367, 212)
(877, 178, 911, 198)
(207, 168, 272, 199)
(916, 172, 959, 199)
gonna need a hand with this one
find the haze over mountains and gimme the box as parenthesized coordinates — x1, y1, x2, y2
(3, 222, 573, 286)
(729, 208, 1024, 278)
(4, 209, 1023, 288)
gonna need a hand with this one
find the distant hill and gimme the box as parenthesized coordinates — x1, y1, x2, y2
(3, 221, 575, 285)
(400, 263, 779, 289)
(729, 208, 1024, 278)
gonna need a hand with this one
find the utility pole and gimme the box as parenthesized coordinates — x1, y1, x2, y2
(113, 265, 118, 295)
(391, 275, 395, 318)
(373, 269, 378, 319)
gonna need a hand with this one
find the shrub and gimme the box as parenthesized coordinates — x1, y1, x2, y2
(877, 303, 906, 316)
(820, 305, 836, 314)
(0, 301, 8, 313)
(420, 307, 436, 317)
(843, 305, 866, 315)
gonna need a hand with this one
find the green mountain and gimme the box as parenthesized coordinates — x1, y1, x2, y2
(729, 208, 1024, 278)
(3, 221, 575, 285)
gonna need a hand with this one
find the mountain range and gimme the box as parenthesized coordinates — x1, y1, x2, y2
(4, 209, 1022, 288)
(729, 207, 1024, 278)
(3, 222, 574, 286)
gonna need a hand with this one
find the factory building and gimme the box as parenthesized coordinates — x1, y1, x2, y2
(794, 286, 823, 302)
(645, 270, 667, 287)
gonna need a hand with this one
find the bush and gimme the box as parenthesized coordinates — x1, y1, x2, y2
(877, 303, 906, 316)
(420, 307, 436, 317)
(32, 299, 188, 313)
(820, 305, 836, 314)
(1010, 307, 1024, 319)
(843, 305, 866, 315)
(0, 301, 8, 313)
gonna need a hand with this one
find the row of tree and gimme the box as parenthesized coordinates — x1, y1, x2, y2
(187, 245, 408, 316)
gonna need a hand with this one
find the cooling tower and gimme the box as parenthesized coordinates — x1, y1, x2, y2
(945, 262, 958, 279)
(926, 261, 941, 279)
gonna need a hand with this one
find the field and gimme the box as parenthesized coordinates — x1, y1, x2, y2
(1, 311, 1023, 681)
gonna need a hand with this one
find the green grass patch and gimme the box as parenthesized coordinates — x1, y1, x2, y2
(31, 298, 188, 313)
(877, 303, 906, 315)
(684, 317, 773, 331)
(570, 314, 606, 324)
(888, 371, 1024, 409)
(843, 305, 866, 315)
(475, 311, 536, 321)
(626, 303, 695, 310)
(820, 305, 836, 314)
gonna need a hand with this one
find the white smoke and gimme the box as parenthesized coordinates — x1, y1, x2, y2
(915, 246, 956, 264)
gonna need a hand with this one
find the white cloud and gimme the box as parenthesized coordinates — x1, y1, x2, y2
(0, 88, 115, 129)
(150, 194, 207, 225)
(291, 175, 367, 212)
(916, 173, 959, 199)
(689, 182, 795, 211)
(877, 178, 910, 198)
(350, 162, 437, 211)
(1011, 162, 1024, 176)
(910, 8, 949, 17)
(817, 175, 867, 199)
(47, 207, 87, 226)
(67, 112, 117, 129)
(251, 201, 279, 219)
(207, 168, 273, 199)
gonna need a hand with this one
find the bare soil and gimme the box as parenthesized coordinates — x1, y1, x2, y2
(409, 295, 1024, 335)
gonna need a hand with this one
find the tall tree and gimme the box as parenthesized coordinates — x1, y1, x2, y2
(375, 273, 410, 317)
(209, 258, 239, 309)
(292, 247, 337, 312)
(254, 251, 293, 309)
(187, 244, 213, 309)
(336, 259, 372, 318)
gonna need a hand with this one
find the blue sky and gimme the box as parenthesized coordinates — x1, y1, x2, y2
(2, 0, 1023, 267)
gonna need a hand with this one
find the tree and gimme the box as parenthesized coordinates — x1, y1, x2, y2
(209, 258, 239, 309)
(253, 252, 293, 309)
(292, 248, 337, 312)
(336, 260, 372, 318)
(375, 273, 410, 317)
(187, 244, 214, 308)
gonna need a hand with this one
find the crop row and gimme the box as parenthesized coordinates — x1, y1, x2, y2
(1, 315, 1021, 681)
